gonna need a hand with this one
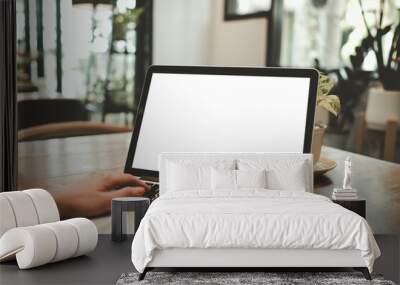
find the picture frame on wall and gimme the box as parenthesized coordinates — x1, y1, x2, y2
(224, 0, 271, 21)
(223, 0, 283, 66)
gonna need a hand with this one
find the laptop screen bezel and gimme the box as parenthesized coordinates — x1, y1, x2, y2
(124, 65, 319, 181)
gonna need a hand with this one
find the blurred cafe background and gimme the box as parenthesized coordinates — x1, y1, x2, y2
(15, 0, 400, 165)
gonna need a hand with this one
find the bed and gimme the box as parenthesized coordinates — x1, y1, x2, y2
(131, 153, 380, 281)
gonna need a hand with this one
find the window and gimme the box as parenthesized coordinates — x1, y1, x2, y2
(224, 0, 271, 20)
(279, 0, 399, 70)
(16, 0, 152, 131)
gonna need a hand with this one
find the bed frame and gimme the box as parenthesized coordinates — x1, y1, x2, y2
(137, 153, 372, 281)
(139, 248, 371, 280)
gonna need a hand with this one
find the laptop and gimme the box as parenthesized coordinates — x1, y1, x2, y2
(124, 65, 319, 185)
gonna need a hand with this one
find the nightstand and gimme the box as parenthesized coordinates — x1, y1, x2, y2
(111, 197, 150, 242)
(332, 199, 366, 218)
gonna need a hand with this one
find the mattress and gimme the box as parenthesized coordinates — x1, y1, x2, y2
(131, 190, 380, 273)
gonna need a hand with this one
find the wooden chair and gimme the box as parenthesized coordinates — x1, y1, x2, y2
(18, 121, 132, 142)
(354, 88, 400, 162)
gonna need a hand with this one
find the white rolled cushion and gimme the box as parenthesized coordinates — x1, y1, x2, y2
(23, 189, 60, 224)
(237, 159, 309, 191)
(65, 218, 98, 257)
(167, 162, 212, 191)
(0, 226, 57, 269)
(0, 196, 17, 237)
(0, 218, 97, 269)
(42, 221, 79, 262)
(236, 169, 267, 189)
(211, 168, 236, 190)
(1, 192, 39, 227)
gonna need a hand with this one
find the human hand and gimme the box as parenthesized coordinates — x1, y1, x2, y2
(53, 173, 150, 219)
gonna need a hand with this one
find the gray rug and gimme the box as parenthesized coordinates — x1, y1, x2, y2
(116, 272, 396, 285)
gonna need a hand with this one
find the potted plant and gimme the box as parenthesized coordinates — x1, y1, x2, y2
(311, 73, 340, 163)
(351, 0, 400, 91)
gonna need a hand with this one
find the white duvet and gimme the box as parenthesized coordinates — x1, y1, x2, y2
(131, 190, 380, 273)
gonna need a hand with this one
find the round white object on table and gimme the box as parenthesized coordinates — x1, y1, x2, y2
(23, 189, 60, 224)
(0, 218, 98, 269)
(42, 221, 79, 262)
(1, 192, 39, 227)
(0, 196, 17, 237)
(65, 218, 98, 257)
(0, 226, 57, 269)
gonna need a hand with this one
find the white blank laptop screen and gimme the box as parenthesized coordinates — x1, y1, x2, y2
(132, 73, 311, 171)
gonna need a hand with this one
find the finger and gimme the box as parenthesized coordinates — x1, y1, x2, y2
(103, 174, 150, 191)
(105, 186, 146, 199)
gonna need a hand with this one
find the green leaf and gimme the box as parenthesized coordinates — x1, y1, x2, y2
(317, 73, 341, 116)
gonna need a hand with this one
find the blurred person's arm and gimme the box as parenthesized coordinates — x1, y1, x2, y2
(53, 173, 150, 219)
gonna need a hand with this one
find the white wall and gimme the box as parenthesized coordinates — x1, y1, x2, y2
(152, 0, 213, 65)
(209, 0, 267, 67)
(153, 0, 267, 67)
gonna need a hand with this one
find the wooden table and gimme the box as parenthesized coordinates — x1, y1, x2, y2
(12, 134, 400, 283)
(17, 133, 400, 234)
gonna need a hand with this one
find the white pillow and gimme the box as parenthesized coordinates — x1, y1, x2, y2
(211, 169, 268, 190)
(165, 158, 235, 192)
(211, 168, 236, 190)
(237, 159, 309, 191)
(267, 163, 308, 191)
(236, 169, 267, 189)
(167, 162, 211, 191)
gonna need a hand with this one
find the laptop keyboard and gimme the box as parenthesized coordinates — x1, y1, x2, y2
(143, 183, 159, 202)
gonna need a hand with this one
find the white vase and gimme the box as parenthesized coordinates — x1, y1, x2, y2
(311, 125, 326, 163)
(314, 106, 330, 126)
